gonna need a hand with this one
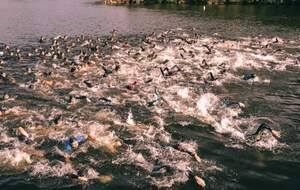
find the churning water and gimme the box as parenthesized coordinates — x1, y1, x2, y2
(0, 1, 299, 190)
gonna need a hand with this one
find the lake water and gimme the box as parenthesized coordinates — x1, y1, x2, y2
(0, 1, 299, 190)
(1, 0, 300, 45)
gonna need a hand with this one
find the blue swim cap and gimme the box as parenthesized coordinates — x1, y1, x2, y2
(75, 135, 86, 143)
(243, 74, 255, 80)
(65, 135, 86, 151)
(65, 138, 73, 152)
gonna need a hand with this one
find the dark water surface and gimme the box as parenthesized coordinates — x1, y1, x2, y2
(0, 0, 300, 45)
(0, 1, 300, 190)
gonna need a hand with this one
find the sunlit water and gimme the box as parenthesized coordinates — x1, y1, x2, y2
(0, 1, 300, 190)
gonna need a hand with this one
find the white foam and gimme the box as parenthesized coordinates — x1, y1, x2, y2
(196, 93, 219, 117)
(0, 149, 32, 170)
(178, 141, 198, 154)
(31, 160, 77, 177)
(126, 109, 136, 126)
(177, 87, 189, 99)
(214, 117, 245, 140)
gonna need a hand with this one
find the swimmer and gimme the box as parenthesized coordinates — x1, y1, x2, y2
(179, 52, 185, 59)
(147, 90, 167, 107)
(203, 44, 212, 54)
(67, 95, 77, 105)
(17, 127, 29, 138)
(1, 93, 10, 100)
(98, 97, 112, 104)
(144, 78, 153, 84)
(65, 135, 87, 152)
(220, 97, 243, 108)
(243, 73, 255, 81)
(250, 123, 280, 139)
(208, 72, 216, 81)
(0, 106, 6, 116)
(83, 80, 93, 88)
(160, 65, 181, 78)
(101, 66, 113, 77)
(49, 115, 63, 126)
(125, 81, 138, 91)
(201, 59, 209, 69)
(173, 144, 201, 163)
(110, 29, 118, 42)
(161, 59, 169, 64)
(147, 51, 157, 60)
(296, 56, 300, 64)
(186, 168, 206, 188)
(39, 36, 47, 43)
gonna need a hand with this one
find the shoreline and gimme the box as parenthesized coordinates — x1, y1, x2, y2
(102, 0, 300, 5)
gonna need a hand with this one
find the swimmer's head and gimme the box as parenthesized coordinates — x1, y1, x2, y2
(71, 140, 79, 149)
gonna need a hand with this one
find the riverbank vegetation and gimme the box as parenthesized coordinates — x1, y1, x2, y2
(103, 0, 300, 5)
